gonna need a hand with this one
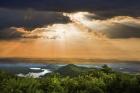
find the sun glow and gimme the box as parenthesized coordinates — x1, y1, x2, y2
(38, 23, 87, 41)
(63, 12, 93, 28)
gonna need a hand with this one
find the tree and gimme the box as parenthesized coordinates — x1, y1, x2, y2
(101, 65, 113, 74)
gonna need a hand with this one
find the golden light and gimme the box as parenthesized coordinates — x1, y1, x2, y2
(39, 23, 87, 41)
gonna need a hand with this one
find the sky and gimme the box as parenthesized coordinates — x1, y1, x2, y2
(0, 0, 140, 61)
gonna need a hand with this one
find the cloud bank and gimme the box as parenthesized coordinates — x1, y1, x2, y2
(0, 0, 140, 18)
(0, 9, 140, 40)
(0, 12, 140, 39)
(64, 12, 140, 39)
(0, 8, 71, 30)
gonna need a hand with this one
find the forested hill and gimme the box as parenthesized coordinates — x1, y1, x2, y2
(54, 64, 97, 77)
(0, 64, 140, 93)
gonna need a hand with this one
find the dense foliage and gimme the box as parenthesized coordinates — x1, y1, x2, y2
(0, 65, 140, 93)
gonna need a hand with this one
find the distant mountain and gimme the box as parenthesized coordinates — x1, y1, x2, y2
(45, 64, 62, 71)
(54, 64, 96, 77)
(0, 67, 38, 74)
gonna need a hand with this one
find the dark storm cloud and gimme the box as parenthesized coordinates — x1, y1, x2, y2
(0, 28, 25, 40)
(0, 8, 70, 31)
(0, 0, 140, 18)
(0, 8, 71, 40)
(101, 23, 140, 39)
(78, 13, 140, 39)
